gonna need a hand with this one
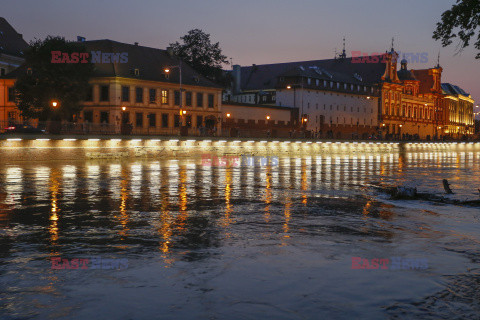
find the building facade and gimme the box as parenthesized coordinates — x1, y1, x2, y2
(229, 47, 475, 140)
(441, 83, 475, 138)
(275, 66, 379, 138)
(378, 51, 444, 139)
(1, 39, 224, 135)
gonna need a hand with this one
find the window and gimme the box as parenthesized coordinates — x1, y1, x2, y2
(0, 68, 5, 76)
(7, 111, 17, 120)
(196, 115, 203, 127)
(186, 115, 192, 128)
(161, 90, 168, 104)
(100, 85, 109, 101)
(307, 78, 311, 85)
(136, 112, 143, 127)
(186, 92, 192, 106)
(316, 79, 319, 86)
(174, 114, 180, 127)
(121, 86, 130, 102)
(100, 111, 109, 124)
(136, 87, 143, 103)
(148, 113, 156, 127)
(7, 87, 15, 102)
(208, 94, 214, 108)
(161, 113, 169, 128)
(85, 86, 93, 101)
(84, 111, 93, 122)
(197, 93, 203, 107)
(174, 90, 180, 105)
(149, 89, 156, 103)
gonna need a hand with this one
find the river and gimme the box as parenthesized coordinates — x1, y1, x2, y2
(0, 150, 479, 319)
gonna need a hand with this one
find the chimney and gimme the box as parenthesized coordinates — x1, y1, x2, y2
(134, 42, 139, 46)
(232, 64, 241, 95)
(77, 36, 86, 42)
(166, 46, 174, 57)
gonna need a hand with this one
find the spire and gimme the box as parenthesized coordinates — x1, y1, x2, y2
(334, 47, 337, 60)
(339, 37, 346, 59)
(436, 50, 441, 68)
(391, 37, 395, 52)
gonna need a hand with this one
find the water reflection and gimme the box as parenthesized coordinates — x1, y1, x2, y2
(0, 151, 479, 318)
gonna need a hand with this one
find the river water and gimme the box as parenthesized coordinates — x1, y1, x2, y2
(0, 151, 479, 319)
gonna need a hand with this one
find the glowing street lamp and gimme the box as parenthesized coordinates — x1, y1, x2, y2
(226, 113, 231, 118)
(121, 106, 127, 111)
(266, 115, 271, 120)
(165, 62, 184, 127)
(51, 101, 59, 108)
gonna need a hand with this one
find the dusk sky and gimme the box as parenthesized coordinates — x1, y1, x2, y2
(3, 0, 479, 106)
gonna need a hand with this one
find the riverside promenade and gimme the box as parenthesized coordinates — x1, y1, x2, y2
(1, 135, 479, 163)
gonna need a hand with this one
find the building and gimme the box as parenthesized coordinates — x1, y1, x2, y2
(379, 50, 444, 140)
(441, 83, 475, 138)
(275, 65, 379, 138)
(0, 18, 28, 76)
(228, 46, 473, 140)
(1, 39, 224, 135)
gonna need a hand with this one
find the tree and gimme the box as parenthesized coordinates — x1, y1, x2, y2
(433, 0, 480, 59)
(14, 36, 94, 121)
(170, 29, 229, 80)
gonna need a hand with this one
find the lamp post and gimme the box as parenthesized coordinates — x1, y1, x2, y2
(165, 61, 183, 126)
(286, 79, 304, 129)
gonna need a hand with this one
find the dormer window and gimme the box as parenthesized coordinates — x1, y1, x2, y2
(134, 68, 140, 76)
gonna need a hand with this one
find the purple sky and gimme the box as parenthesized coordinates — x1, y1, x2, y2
(3, 0, 479, 111)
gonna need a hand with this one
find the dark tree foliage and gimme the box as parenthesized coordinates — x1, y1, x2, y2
(14, 36, 94, 120)
(433, 0, 480, 59)
(170, 29, 229, 80)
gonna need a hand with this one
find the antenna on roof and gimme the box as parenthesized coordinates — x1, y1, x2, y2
(334, 47, 337, 60)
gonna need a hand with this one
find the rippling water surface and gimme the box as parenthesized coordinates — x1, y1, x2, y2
(0, 151, 479, 319)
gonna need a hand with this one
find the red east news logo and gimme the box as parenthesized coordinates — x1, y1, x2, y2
(51, 51, 128, 63)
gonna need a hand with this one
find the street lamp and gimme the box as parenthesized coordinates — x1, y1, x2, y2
(165, 61, 183, 126)
(51, 101, 59, 108)
(286, 81, 304, 129)
(266, 115, 270, 120)
(226, 113, 231, 118)
(122, 106, 126, 111)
